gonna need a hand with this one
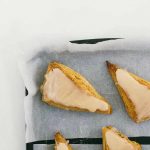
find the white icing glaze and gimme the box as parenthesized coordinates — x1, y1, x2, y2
(43, 68, 109, 112)
(116, 69, 150, 120)
(56, 143, 69, 150)
(106, 130, 135, 150)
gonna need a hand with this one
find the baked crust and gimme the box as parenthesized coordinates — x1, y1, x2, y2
(106, 61, 150, 123)
(55, 132, 72, 150)
(41, 62, 112, 114)
(102, 126, 142, 150)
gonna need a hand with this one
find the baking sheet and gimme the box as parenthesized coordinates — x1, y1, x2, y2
(34, 144, 100, 150)
(23, 49, 150, 149)
(33, 145, 150, 150)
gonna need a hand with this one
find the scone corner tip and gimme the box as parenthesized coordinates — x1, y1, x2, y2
(106, 60, 111, 66)
(48, 61, 60, 66)
(106, 60, 116, 68)
(55, 131, 61, 137)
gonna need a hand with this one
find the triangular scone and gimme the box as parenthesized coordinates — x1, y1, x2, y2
(41, 62, 112, 114)
(102, 126, 142, 150)
(55, 132, 72, 150)
(106, 61, 150, 123)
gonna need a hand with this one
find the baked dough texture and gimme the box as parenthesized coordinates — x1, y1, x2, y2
(41, 62, 112, 114)
(55, 132, 72, 150)
(106, 61, 150, 123)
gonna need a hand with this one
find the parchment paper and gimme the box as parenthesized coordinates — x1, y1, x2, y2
(19, 39, 150, 150)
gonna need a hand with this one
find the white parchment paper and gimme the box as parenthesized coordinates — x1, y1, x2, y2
(19, 39, 150, 149)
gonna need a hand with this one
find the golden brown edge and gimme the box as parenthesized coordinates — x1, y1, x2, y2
(41, 61, 112, 114)
(55, 132, 72, 150)
(102, 126, 142, 150)
(106, 61, 150, 123)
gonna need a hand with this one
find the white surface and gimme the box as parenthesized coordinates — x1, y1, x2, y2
(0, 52, 25, 150)
(0, 0, 150, 150)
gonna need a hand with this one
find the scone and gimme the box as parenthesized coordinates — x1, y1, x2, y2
(102, 126, 142, 150)
(55, 132, 72, 150)
(41, 62, 112, 114)
(106, 61, 150, 123)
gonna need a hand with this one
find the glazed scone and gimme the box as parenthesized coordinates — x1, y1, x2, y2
(102, 126, 142, 150)
(106, 61, 150, 123)
(55, 132, 72, 150)
(41, 62, 112, 114)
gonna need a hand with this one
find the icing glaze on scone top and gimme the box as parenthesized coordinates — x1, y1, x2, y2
(116, 69, 150, 120)
(56, 143, 69, 150)
(43, 68, 109, 112)
(106, 130, 136, 150)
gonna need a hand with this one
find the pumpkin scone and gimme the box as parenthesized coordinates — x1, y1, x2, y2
(41, 62, 112, 114)
(55, 132, 72, 150)
(102, 126, 142, 150)
(106, 61, 150, 123)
